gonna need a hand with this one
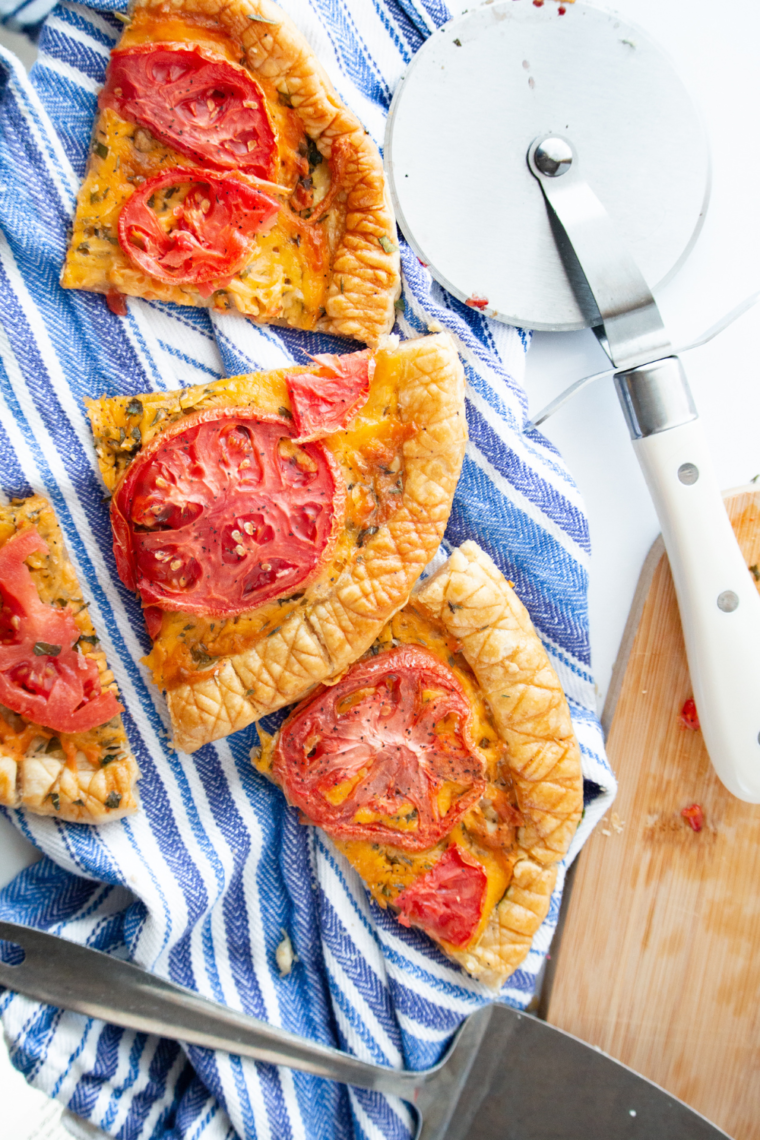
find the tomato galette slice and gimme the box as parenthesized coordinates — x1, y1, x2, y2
(256, 541, 583, 988)
(0, 496, 139, 823)
(87, 333, 466, 753)
(61, 0, 400, 345)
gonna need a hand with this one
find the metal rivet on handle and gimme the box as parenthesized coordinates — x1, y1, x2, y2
(717, 590, 739, 612)
(533, 138, 573, 178)
(677, 462, 699, 485)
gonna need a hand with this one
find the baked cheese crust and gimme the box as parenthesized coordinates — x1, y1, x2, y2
(413, 541, 583, 987)
(87, 333, 466, 752)
(0, 497, 139, 824)
(61, 0, 401, 346)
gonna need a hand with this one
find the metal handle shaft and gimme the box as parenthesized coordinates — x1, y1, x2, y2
(0, 921, 419, 1099)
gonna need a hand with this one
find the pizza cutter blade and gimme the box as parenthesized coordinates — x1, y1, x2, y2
(0, 921, 732, 1139)
(384, 1, 760, 801)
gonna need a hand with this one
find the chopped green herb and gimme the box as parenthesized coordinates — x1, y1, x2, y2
(105, 791, 122, 810)
(378, 235, 398, 254)
(277, 406, 293, 420)
(73, 799, 85, 806)
(266, 626, 282, 637)
(191, 643, 216, 669)
(34, 641, 61, 656)
(394, 296, 405, 314)
(447, 601, 462, 612)
(90, 187, 110, 205)
(101, 753, 120, 767)
(113, 11, 131, 23)
(45, 737, 62, 754)
(307, 136, 322, 170)
(751, 564, 760, 581)
(453, 37, 462, 46)
(357, 526, 379, 548)
(147, 194, 156, 210)
(126, 397, 143, 418)
(248, 12, 279, 23)
(151, 407, 168, 426)
(277, 89, 294, 107)
(92, 140, 109, 160)
(77, 633, 99, 646)
(50, 792, 60, 811)
(131, 425, 142, 444)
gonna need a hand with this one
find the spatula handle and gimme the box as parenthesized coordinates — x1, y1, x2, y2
(616, 358, 760, 800)
(0, 921, 415, 1099)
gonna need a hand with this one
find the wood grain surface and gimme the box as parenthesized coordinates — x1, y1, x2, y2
(546, 487, 760, 1140)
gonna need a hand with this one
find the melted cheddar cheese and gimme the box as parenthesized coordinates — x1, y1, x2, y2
(61, 11, 342, 326)
(257, 601, 522, 954)
(87, 344, 411, 693)
(0, 496, 138, 823)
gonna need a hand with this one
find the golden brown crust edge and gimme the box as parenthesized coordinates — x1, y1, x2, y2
(0, 496, 140, 824)
(413, 540, 583, 988)
(80, 0, 401, 346)
(167, 332, 466, 752)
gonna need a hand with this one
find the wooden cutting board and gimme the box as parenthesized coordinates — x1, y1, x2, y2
(545, 486, 760, 1140)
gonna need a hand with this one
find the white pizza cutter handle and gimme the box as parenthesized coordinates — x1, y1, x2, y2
(617, 357, 760, 801)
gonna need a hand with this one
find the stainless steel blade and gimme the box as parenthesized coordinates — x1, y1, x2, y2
(0, 922, 732, 1140)
(383, 1, 709, 332)
(526, 135, 672, 371)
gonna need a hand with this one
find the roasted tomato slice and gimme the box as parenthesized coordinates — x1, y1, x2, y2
(272, 645, 487, 851)
(112, 407, 345, 617)
(286, 351, 374, 440)
(0, 528, 123, 733)
(100, 44, 277, 181)
(395, 845, 487, 947)
(118, 169, 279, 292)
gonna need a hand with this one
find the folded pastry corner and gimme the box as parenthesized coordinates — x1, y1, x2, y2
(0, 496, 139, 824)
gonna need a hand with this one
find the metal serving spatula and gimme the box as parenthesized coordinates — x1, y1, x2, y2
(0, 921, 730, 1139)
(384, 1, 760, 801)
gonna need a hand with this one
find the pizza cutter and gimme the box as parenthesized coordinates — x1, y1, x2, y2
(384, 0, 760, 801)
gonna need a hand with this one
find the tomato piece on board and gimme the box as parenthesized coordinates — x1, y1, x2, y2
(100, 44, 277, 181)
(272, 645, 487, 851)
(679, 697, 700, 730)
(286, 351, 374, 439)
(395, 845, 487, 946)
(681, 803, 704, 832)
(118, 169, 279, 292)
(112, 407, 345, 617)
(0, 528, 123, 733)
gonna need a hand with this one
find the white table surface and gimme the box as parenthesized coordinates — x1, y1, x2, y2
(1, 0, 759, 889)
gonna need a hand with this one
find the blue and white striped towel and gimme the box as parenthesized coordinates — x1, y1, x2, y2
(0, 1, 616, 1137)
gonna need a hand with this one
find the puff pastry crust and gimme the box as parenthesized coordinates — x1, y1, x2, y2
(88, 333, 466, 752)
(0, 497, 139, 824)
(413, 541, 583, 987)
(61, 0, 400, 346)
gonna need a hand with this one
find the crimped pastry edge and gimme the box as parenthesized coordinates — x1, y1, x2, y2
(413, 540, 583, 988)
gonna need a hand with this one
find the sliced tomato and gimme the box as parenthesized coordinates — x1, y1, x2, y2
(118, 169, 279, 291)
(112, 407, 345, 617)
(286, 351, 374, 440)
(0, 528, 123, 733)
(100, 44, 277, 181)
(395, 845, 487, 947)
(272, 645, 487, 851)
